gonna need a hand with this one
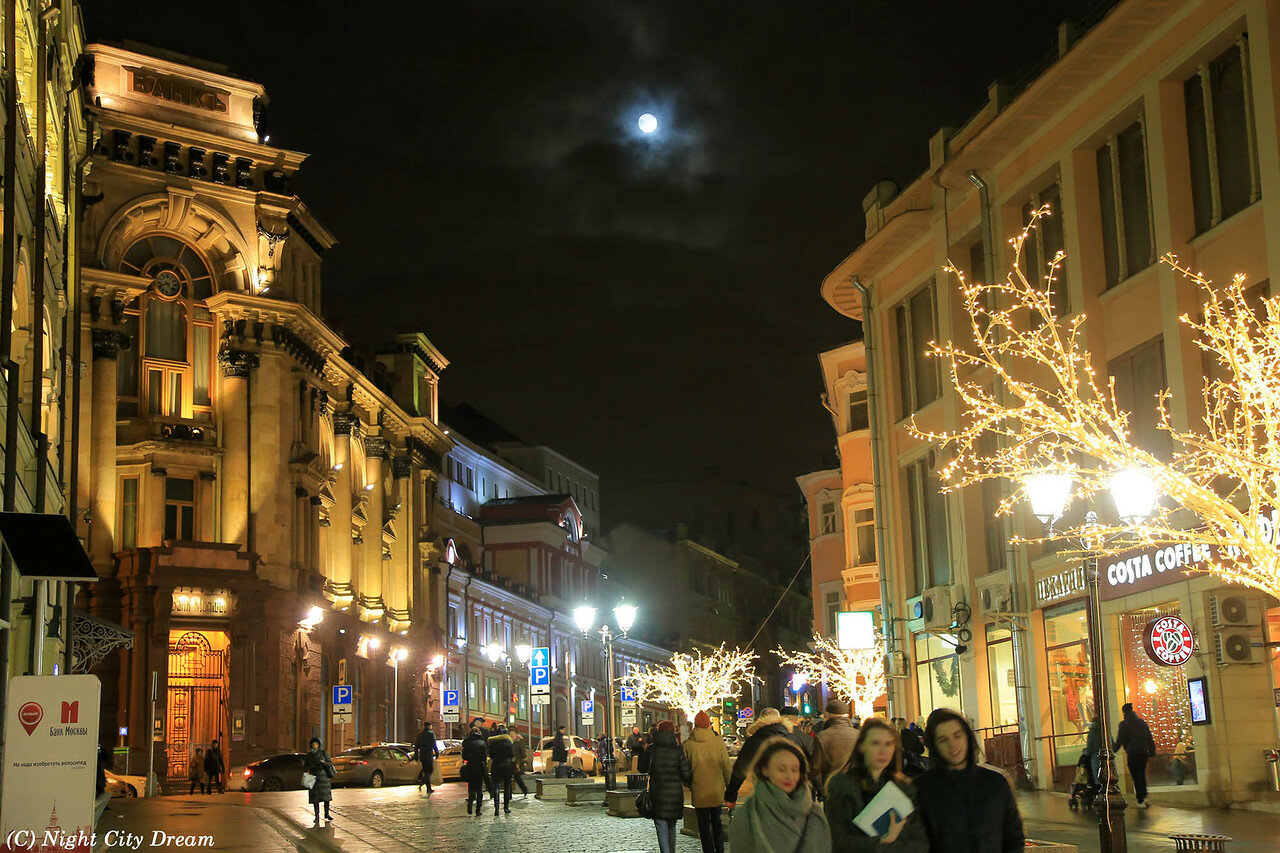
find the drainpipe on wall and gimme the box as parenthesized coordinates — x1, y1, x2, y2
(851, 276, 899, 719)
(461, 572, 474, 725)
(967, 169, 1037, 788)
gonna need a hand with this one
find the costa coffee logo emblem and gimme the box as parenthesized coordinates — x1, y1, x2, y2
(1143, 616, 1195, 667)
(18, 701, 43, 735)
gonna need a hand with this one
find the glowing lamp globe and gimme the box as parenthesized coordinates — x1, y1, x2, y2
(638, 113, 658, 134)
(1024, 472, 1073, 523)
(613, 601, 638, 633)
(515, 644, 532, 665)
(485, 643, 503, 664)
(573, 603, 597, 635)
(1110, 468, 1158, 522)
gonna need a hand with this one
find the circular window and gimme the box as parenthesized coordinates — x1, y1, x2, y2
(119, 235, 216, 300)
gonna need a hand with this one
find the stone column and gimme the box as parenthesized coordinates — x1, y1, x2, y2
(359, 434, 388, 622)
(89, 330, 127, 571)
(327, 414, 355, 608)
(218, 348, 257, 548)
(251, 351, 292, 589)
(386, 452, 412, 633)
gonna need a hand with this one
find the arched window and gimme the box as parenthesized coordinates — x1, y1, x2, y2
(116, 235, 217, 420)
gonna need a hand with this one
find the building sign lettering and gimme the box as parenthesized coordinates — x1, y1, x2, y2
(171, 589, 233, 616)
(127, 67, 228, 113)
(1035, 565, 1087, 607)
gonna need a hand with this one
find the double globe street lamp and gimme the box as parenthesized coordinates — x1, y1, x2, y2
(485, 642, 533, 743)
(1025, 467, 1159, 853)
(573, 599, 638, 791)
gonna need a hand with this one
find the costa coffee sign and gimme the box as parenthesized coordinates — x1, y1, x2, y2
(1142, 616, 1195, 666)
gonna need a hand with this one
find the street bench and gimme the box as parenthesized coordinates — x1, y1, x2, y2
(565, 782, 608, 805)
(606, 789, 642, 817)
(535, 778, 577, 800)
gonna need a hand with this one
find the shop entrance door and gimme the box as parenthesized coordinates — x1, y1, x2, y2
(166, 629, 230, 781)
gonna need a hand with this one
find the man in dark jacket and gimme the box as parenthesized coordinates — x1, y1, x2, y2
(510, 731, 530, 795)
(625, 726, 644, 771)
(810, 700, 857, 789)
(551, 726, 570, 775)
(915, 709, 1024, 853)
(414, 722, 440, 792)
(1113, 703, 1157, 807)
(724, 708, 789, 805)
(203, 740, 225, 793)
(487, 725, 517, 815)
(460, 727, 489, 816)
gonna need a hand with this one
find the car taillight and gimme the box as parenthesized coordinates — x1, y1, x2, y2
(356, 760, 368, 765)
(243, 769, 252, 777)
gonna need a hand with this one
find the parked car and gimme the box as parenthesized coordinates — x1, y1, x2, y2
(243, 752, 309, 792)
(104, 770, 155, 798)
(331, 745, 420, 787)
(530, 735, 600, 774)
(436, 743, 464, 780)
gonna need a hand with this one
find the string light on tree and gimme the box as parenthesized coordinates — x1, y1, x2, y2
(909, 206, 1280, 601)
(628, 644, 758, 721)
(773, 633, 886, 719)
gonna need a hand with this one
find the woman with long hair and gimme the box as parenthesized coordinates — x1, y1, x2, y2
(728, 737, 830, 853)
(824, 718, 927, 851)
(647, 720, 693, 853)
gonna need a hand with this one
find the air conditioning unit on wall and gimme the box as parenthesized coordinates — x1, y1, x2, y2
(921, 584, 954, 631)
(1210, 593, 1262, 628)
(1214, 630, 1263, 666)
(977, 576, 1014, 618)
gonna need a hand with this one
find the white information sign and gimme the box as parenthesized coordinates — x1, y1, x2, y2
(333, 706, 354, 725)
(1, 675, 101, 853)
(620, 705, 637, 725)
(531, 692, 550, 706)
(442, 689, 460, 724)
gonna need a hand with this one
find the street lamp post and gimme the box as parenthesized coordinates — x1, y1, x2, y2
(391, 647, 408, 742)
(515, 643, 532, 749)
(1025, 468, 1158, 853)
(573, 598, 637, 791)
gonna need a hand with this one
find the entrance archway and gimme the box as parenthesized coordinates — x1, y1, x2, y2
(166, 630, 230, 781)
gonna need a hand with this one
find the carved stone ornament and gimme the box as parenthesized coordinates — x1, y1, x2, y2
(365, 436, 391, 461)
(71, 610, 135, 674)
(257, 220, 289, 260)
(218, 347, 261, 377)
(391, 454, 413, 479)
(90, 329, 131, 360)
(333, 412, 358, 436)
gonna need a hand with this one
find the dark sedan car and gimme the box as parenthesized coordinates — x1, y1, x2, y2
(243, 752, 309, 792)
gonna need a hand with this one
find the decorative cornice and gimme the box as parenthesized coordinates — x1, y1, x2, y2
(333, 412, 358, 436)
(406, 436, 442, 471)
(286, 212, 328, 255)
(365, 435, 391, 461)
(391, 454, 412, 479)
(91, 329, 131, 360)
(217, 347, 260, 378)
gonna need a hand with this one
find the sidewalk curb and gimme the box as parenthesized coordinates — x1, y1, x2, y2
(260, 808, 343, 853)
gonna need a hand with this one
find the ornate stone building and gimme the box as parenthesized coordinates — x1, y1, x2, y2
(76, 43, 453, 780)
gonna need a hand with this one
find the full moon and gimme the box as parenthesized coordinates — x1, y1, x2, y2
(638, 113, 658, 134)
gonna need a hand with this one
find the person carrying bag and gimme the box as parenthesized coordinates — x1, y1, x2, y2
(303, 737, 335, 824)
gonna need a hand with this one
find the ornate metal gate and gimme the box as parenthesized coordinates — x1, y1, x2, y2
(166, 631, 229, 780)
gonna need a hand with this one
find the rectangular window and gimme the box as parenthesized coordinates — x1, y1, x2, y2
(820, 501, 836, 535)
(1186, 39, 1259, 234)
(915, 633, 963, 714)
(986, 626, 1018, 727)
(120, 477, 139, 549)
(978, 431, 1005, 573)
(824, 591, 841, 636)
(853, 507, 876, 565)
(847, 388, 868, 432)
(163, 477, 195, 541)
(904, 455, 951, 593)
(894, 282, 941, 416)
(193, 323, 212, 415)
(486, 676, 500, 715)
(1109, 337, 1170, 459)
(1097, 121, 1154, 287)
(1020, 183, 1069, 320)
(117, 315, 140, 417)
(467, 672, 479, 711)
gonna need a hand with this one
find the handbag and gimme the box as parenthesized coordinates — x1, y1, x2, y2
(302, 772, 317, 789)
(635, 774, 653, 818)
(431, 762, 443, 787)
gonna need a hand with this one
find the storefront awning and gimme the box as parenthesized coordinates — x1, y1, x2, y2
(0, 512, 98, 582)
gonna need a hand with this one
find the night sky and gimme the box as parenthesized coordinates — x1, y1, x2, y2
(87, 0, 1089, 506)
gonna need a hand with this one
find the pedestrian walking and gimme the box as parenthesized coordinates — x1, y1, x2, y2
(303, 737, 335, 825)
(461, 726, 489, 816)
(203, 739, 225, 794)
(414, 722, 440, 793)
(894, 718, 926, 777)
(725, 708, 788, 805)
(511, 731, 530, 795)
(1113, 702, 1157, 807)
(487, 724, 517, 815)
(683, 711, 732, 853)
(637, 725, 658, 773)
(188, 747, 208, 795)
(727, 737, 830, 853)
(626, 726, 644, 772)
(914, 708, 1024, 852)
(551, 725, 570, 775)
(779, 706, 815, 763)
(1082, 719, 1102, 788)
(824, 718, 928, 852)
(810, 700, 857, 793)
(647, 720, 692, 853)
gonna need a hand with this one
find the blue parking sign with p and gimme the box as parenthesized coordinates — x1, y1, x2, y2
(582, 700, 593, 714)
(531, 665, 550, 686)
(620, 686, 637, 702)
(332, 685, 353, 705)
(443, 690, 459, 707)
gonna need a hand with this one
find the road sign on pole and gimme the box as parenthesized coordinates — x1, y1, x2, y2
(620, 686, 637, 703)
(333, 684, 353, 706)
(332, 706, 353, 725)
(531, 692, 550, 706)
(621, 705, 637, 725)
(531, 663, 551, 696)
(442, 689, 460, 723)
(530, 646, 550, 668)
(581, 699, 594, 726)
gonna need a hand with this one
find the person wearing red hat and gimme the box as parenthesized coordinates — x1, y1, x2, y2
(684, 711, 732, 853)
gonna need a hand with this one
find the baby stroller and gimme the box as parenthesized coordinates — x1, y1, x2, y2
(1068, 754, 1098, 811)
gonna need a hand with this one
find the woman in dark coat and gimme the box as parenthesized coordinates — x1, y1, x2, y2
(487, 725, 517, 815)
(460, 727, 490, 816)
(303, 737, 334, 824)
(637, 725, 658, 773)
(825, 718, 928, 852)
(647, 720, 692, 853)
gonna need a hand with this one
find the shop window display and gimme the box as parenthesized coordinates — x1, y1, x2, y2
(1043, 601, 1093, 788)
(1118, 603, 1197, 787)
(915, 633, 963, 715)
(986, 626, 1019, 727)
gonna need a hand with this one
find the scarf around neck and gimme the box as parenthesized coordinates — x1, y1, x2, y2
(743, 779, 824, 853)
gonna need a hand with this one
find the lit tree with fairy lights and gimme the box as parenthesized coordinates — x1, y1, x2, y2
(911, 206, 1280, 601)
(774, 633, 886, 718)
(628, 645, 758, 721)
